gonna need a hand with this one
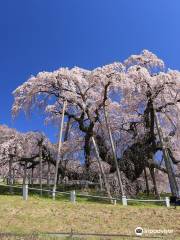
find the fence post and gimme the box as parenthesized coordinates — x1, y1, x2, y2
(23, 184, 28, 200)
(52, 188, 56, 200)
(70, 190, 76, 203)
(165, 197, 170, 207)
(122, 195, 127, 206)
(113, 199, 117, 205)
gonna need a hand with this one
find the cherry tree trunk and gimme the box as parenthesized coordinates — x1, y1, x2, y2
(12, 168, 15, 185)
(149, 166, 160, 198)
(47, 161, 50, 188)
(84, 134, 92, 171)
(23, 160, 27, 185)
(31, 167, 34, 186)
(8, 157, 13, 193)
(143, 167, 150, 195)
(64, 116, 71, 141)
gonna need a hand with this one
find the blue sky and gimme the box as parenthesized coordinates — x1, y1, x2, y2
(1, 0, 180, 142)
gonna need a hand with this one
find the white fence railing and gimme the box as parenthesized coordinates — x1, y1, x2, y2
(0, 184, 171, 207)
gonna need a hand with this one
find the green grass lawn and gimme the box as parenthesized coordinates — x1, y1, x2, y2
(0, 193, 179, 240)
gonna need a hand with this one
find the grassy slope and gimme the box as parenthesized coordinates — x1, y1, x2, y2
(0, 195, 180, 239)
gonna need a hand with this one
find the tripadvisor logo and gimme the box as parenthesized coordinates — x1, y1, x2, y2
(135, 227, 144, 236)
(135, 227, 173, 236)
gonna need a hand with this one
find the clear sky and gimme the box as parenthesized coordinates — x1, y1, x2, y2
(1, 0, 180, 142)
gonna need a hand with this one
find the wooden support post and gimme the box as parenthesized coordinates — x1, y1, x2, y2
(39, 143, 43, 197)
(104, 107, 125, 196)
(92, 136, 112, 202)
(98, 173, 103, 191)
(53, 100, 67, 198)
(154, 109, 179, 197)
